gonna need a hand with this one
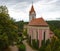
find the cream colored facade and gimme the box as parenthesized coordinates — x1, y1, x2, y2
(27, 25, 51, 47)
(27, 26, 50, 40)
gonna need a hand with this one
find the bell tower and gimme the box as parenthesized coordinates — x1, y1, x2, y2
(29, 3, 36, 22)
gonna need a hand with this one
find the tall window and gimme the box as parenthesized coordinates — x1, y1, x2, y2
(36, 30, 38, 40)
(44, 31, 46, 41)
(32, 30, 33, 38)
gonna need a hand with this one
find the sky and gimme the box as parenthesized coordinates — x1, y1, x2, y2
(0, 0, 60, 21)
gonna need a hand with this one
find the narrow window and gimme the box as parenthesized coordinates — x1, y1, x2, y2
(44, 31, 45, 41)
(32, 30, 33, 37)
(36, 30, 38, 40)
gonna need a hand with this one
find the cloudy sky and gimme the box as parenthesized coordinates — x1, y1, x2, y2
(0, 0, 60, 21)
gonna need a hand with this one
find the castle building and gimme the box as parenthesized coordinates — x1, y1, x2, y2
(27, 4, 54, 47)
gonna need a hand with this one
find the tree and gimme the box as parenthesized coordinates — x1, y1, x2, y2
(0, 6, 8, 14)
(0, 6, 18, 51)
(45, 44, 51, 51)
(23, 29, 27, 36)
(50, 37, 60, 51)
(54, 29, 60, 38)
(45, 37, 60, 51)
(16, 21, 24, 32)
(47, 21, 60, 39)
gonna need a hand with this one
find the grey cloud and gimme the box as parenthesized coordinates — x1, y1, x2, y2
(0, 0, 60, 21)
(0, 0, 40, 9)
(56, 18, 60, 20)
(45, 0, 60, 12)
(0, 0, 40, 4)
(0, 0, 60, 11)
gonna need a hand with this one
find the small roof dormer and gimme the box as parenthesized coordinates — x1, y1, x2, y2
(29, 3, 36, 22)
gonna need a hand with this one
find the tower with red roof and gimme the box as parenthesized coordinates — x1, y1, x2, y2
(29, 4, 36, 22)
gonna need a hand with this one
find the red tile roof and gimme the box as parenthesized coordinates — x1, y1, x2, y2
(29, 5, 35, 14)
(28, 18, 48, 26)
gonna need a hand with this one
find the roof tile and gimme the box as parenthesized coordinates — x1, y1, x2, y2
(28, 17, 48, 26)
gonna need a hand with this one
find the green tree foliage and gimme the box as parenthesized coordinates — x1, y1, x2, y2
(0, 6, 8, 14)
(18, 44, 26, 51)
(0, 6, 18, 50)
(50, 37, 60, 51)
(45, 44, 51, 51)
(54, 29, 60, 38)
(16, 21, 24, 32)
(32, 39, 39, 49)
(23, 29, 27, 36)
(47, 21, 60, 30)
(47, 21, 60, 39)
(39, 37, 60, 51)
(46, 21, 60, 51)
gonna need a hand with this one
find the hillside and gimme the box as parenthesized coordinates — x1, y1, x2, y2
(47, 20, 60, 30)
(47, 20, 60, 38)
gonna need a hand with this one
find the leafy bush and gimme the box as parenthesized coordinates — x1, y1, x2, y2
(45, 39, 50, 46)
(0, 39, 8, 51)
(32, 39, 39, 49)
(39, 46, 45, 51)
(23, 29, 27, 36)
(18, 44, 26, 51)
(39, 40, 50, 51)
(41, 40, 45, 46)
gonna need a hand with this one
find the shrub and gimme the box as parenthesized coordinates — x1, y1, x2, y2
(0, 39, 9, 51)
(39, 39, 50, 51)
(32, 39, 39, 49)
(41, 40, 45, 46)
(23, 29, 27, 36)
(45, 39, 50, 46)
(18, 44, 26, 51)
(39, 46, 45, 51)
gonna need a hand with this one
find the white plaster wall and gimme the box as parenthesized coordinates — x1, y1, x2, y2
(45, 29, 50, 40)
(29, 12, 36, 22)
(42, 29, 50, 41)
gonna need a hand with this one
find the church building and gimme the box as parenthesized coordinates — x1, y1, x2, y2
(27, 4, 54, 47)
